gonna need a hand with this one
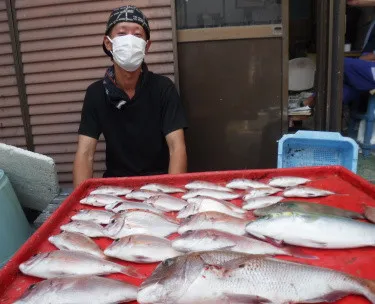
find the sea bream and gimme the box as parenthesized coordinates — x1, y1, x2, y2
(104, 210, 179, 239)
(283, 186, 335, 198)
(104, 201, 162, 214)
(140, 183, 186, 193)
(71, 209, 115, 225)
(268, 176, 311, 188)
(60, 220, 106, 238)
(48, 231, 105, 259)
(185, 180, 232, 192)
(14, 275, 138, 304)
(254, 201, 364, 219)
(89, 185, 132, 196)
(246, 211, 375, 249)
(19, 250, 144, 279)
(178, 211, 249, 236)
(242, 196, 284, 210)
(182, 189, 240, 201)
(143, 195, 188, 212)
(104, 234, 182, 263)
(226, 178, 269, 190)
(242, 187, 282, 200)
(178, 197, 245, 219)
(125, 190, 162, 201)
(137, 251, 375, 304)
(79, 194, 125, 207)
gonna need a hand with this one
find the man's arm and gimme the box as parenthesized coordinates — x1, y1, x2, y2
(73, 135, 98, 188)
(166, 129, 187, 174)
(360, 53, 375, 61)
(348, 0, 375, 6)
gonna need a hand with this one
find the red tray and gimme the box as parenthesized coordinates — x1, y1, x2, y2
(1, 166, 375, 304)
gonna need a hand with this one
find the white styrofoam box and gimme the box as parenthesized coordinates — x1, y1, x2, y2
(0, 143, 59, 211)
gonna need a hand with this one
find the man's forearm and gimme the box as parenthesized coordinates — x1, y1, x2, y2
(168, 146, 187, 174)
(348, 0, 375, 6)
(73, 153, 94, 188)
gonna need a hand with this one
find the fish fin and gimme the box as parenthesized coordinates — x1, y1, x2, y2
(262, 236, 285, 248)
(222, 293, 273, 304)
(360, 278, 375, 303)
(306, 291, 351, 303)
(283, 247, 319, 260)
(364, 205, 375, 223)
(120, 266, 146, 279)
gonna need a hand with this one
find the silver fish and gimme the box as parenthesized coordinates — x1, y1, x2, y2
(178, 197, 245, 219)
(254, 201, 364, 219)
(60, 220, 106, 238)
(365, 205, 375, 223)
(283, 186, 335, 198)
(104, 234, 182, 263)
(138, 253, 375, 304)
(140, 183, 186, 193)
(79, 194, 125, 207)
(89, 185, 133, 196)
(71, 209, 115, 225)
(19, 250, 144, 279)
(14, 275, 138, 304)
(246, 211, 375, 249)
(242, 196, 284, 210)
(104, 201, 162, 214)
(104, 210, 179, 239)
(144, 195, 188, 212)
(182, 189, 240, 200)
(125, 190, 162, 200)
(185, 180, 232, 192)
(226, 178, 269, 190)
(48, 231, 105, 259)
(178, 211, 248, 236)
(243, 187, 281, 200)
(268, 176, 311, 188)
(172, 229, 302, 257)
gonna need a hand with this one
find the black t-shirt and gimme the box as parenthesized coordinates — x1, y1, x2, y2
(78, 66, 188, 177)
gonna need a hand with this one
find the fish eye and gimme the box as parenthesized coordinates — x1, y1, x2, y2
(163, 258, 174, 266)
(185, 230, 193, 235)
(28, 284, 36, 290)
(115, 238, 120, 242)
(110, 219, 116, 224)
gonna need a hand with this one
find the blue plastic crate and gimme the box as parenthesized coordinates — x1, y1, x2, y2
(277, 131, 359, 173)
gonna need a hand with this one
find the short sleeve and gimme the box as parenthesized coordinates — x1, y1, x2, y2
(161, 79, 188, 136)
(78, 83, 102, 140)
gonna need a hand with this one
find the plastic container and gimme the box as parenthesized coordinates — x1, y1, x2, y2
(1, 166, 375, 303)
(0, 170, 31, 268)
(288, 57, 316, 91)
(278, 131, 359, 173)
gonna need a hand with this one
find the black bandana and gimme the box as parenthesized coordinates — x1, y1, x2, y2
(103, 63, 149, 109)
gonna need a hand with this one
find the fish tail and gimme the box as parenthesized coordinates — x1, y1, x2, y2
(360, 279, 375, 303)
(284, 246, 319, 260)
(120, 265, 146, 279)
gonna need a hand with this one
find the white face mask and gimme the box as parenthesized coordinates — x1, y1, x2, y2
(107, 35, 147, 72)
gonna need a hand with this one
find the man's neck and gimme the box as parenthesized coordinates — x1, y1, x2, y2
(114, 64, 142, 91)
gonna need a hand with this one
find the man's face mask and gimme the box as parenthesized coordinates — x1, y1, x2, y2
(107, 34, 147, 72)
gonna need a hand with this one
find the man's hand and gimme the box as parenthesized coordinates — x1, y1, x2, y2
(347, 0, 375, 6)
(360, 53, 375, 61)
(165, 129, 187, 174)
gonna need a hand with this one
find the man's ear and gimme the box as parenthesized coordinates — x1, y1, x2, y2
(104, 36, 112, 53)
(145, 40, 152, 54)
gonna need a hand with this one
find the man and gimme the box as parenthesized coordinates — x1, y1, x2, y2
(73, 6, 188, 188)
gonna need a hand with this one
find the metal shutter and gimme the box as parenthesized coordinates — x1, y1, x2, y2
(15, 0, 175, 187)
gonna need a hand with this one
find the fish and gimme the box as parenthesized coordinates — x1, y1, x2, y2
(60, 220, 106, 238)
(242, 196, 284, 210)
(71, 209, 115, 225)
(178, 211, 248, 236)
(104, 234, 182, 263)
(254, 201, 364, 219)
(104, 201, 163, 214)
(365, 205, 375, 223)
(48, 231, 105, 259)
(125, 190, 162, 201)
(185, 180, 232, 192)
(226, 178, 269, 189)
(19, 250, 144, 279)
(283, 186, 335, 198)
(242, 187, 281, 200)
(14, 275, 138, 304)
(182, 189, 240, 200)
(79, 194, 125, 207)
(178, 197, 245, 219)
(268, 176, 311, 188)
(246, 211, 375, 249)
(104, 210, 179, 239)
(172, 229, 309, 258)
(140, 183, 186, 193)
(143, 195, 188, 212)
(89, 185, 133, 196)
(137, 253, 375, 304)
